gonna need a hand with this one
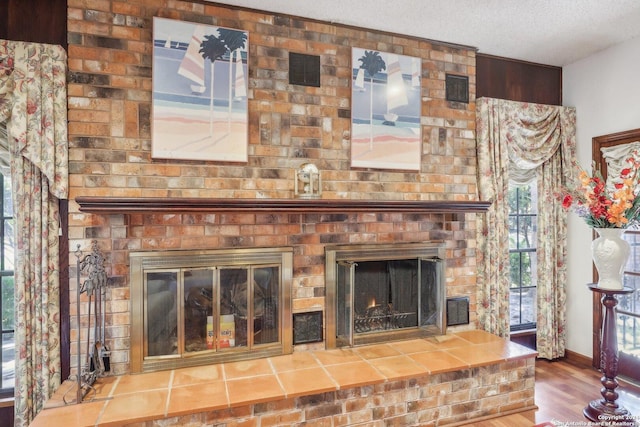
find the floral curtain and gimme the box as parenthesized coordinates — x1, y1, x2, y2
(476, 97, 577, 360)
(0, 39, 68, 426)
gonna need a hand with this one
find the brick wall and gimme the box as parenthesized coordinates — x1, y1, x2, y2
(67, 0, 479, 375)
(116, 359, 536, 426)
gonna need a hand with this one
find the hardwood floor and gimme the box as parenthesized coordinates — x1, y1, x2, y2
(465, 358, 640, 426)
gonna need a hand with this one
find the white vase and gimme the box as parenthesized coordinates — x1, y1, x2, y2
(591, 228, 630, 290)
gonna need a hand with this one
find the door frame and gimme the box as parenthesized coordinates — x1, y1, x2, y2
(591, 127, 640, 376)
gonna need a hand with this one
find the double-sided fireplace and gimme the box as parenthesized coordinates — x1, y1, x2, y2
(129, 242, 446, 373)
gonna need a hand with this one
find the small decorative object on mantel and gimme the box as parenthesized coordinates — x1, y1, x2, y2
(562, 150, 640, 290)
(294, 163, 321, 199)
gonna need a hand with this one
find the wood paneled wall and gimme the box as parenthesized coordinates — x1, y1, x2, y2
(0, 0, 67, 47)
(476, 53, 562, 105)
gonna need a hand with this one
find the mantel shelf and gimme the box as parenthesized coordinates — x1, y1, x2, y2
(75, 197, 491, 215)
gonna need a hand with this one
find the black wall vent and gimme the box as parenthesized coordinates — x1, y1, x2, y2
(446, 296, 470, 326)
(289, 52, 321, 87)
(445, 74, 469, 103)
(293, 311, 323, 344)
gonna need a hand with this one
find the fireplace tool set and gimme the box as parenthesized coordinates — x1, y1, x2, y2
(65, 241, 111, 404)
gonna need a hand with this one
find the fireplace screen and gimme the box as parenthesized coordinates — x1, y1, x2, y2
(326, 242, 446, 348)
(131, 247, 292, 373)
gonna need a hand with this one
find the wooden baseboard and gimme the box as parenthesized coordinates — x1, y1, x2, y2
(447, 405, 539, 427)
(564, 349, 593, 369)
(563, 350, 640, 393)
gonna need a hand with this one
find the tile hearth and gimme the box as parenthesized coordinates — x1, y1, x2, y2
(32, 330, 537, 427)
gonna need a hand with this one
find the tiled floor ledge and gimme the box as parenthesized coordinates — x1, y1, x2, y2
(31, 330, 537, 427)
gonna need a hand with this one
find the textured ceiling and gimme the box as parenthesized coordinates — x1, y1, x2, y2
(208, 0, 640, 67)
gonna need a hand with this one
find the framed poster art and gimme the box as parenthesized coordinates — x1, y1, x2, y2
(152, 17, 249, 162)
(351, 48, 422, 171)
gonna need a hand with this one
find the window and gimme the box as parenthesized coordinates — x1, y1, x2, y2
(0, 123, 13, 397)
(620, 230, 640, 366)
(508, 182, 538, 331)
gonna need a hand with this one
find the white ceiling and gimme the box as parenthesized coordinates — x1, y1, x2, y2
(208, 0, 640, 67)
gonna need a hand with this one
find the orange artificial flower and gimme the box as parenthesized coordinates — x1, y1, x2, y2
(561, 150, 640, 228)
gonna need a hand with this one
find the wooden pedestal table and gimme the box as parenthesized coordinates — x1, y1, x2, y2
(584, 284, 637, 426)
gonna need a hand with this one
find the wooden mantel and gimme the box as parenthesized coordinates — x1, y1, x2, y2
(75, 197, 491, 214)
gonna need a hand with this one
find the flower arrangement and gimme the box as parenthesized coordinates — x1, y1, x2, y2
(562, 150, 640, 228)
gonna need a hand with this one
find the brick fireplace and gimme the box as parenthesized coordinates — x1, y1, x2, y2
(74, 197, 487, 377)
(25, 2, 540, 424)
(67, 0, 480, 379)
(126, 236, 454, 373)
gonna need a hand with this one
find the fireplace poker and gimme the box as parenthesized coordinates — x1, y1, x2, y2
(74, 245, 82, 405)
(92, 276, 110, 374)
(90, 279, 102, 374)
(100, 285, 111, 372)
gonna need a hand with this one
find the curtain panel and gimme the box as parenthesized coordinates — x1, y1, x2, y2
(476, 97, 577, 360)
(0, 39, 68, 426)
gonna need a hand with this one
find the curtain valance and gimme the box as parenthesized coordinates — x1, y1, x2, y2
(0, 39, 68, 199)
(477, 97, 576, 184)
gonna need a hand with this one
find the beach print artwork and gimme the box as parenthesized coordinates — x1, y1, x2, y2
(152, 17, 248, 162)
(351, 48, 421, 170)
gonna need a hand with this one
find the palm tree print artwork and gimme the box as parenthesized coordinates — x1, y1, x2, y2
(357, 51, 386, 150)
(152, 17, 248, 162)
(218, 28, 248, 135)
(351, 47, 421, 170)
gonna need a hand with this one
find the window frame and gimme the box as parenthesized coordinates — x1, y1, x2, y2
(0, 171, 14, 398)
(591, 127, 640, 379)
(508, 182, 538, 332)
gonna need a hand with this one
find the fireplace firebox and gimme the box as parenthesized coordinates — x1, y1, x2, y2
(130, 247, 293, 373)
(325, 242, 446, 348)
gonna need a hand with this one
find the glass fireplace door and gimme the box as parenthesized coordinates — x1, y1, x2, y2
(219, 265, 281, 350)
(131, 247, 293, 373)
(336, 261, 354, 347)
(145, 265, 283, 358)
(183, 268, 215, 353)
(353, 260, 419, 334)
(253, 266, 280, 346)
(325, 242, 446, 349)
(145, 270, 178, 357)
(145, 268, 218, 359)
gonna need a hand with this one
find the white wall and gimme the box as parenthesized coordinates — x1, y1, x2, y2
(563, 36, 640, 358)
